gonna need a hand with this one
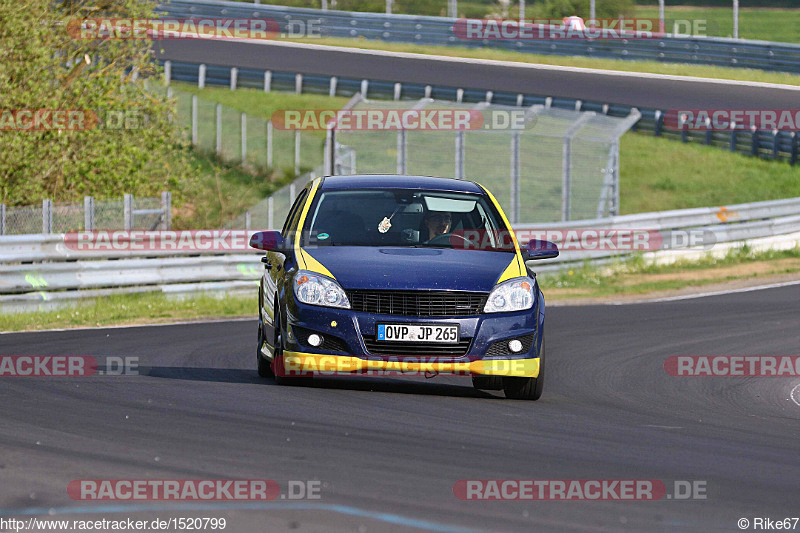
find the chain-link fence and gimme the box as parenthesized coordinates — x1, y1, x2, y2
(331, 96, 640, 223)
(0, 193, 171, 235)
(159, 84, 325, 176)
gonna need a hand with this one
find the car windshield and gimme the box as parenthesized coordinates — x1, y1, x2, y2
(304, 188, 515, 251)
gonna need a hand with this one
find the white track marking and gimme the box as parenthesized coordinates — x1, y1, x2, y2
(212, 38, 800, 91)
(791, 383, 800, 407)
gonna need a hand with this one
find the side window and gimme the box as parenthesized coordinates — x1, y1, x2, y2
(281, 188, 309, 238)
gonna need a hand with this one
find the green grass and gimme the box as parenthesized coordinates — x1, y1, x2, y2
(538, 246, 800, 298)
(280, 35, 800, 85)
(635, 6, 800, 43)
(0, 292, 255, 333)
(619, 133, 800, 214)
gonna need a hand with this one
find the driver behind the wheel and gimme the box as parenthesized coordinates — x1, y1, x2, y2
(423, 211, 452, 241)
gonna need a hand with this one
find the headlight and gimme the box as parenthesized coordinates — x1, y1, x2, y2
(484, 277, 534, 313)
(293, 270, 350, 309)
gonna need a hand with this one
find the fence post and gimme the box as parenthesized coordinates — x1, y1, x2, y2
(394, 82, 402, 101)
(360, 79, 368, 98)
(42, 199, 52, 234)
(215, 104, 222, 155)
(295, 73, 303, 94)
(324, 128, 334, 176)
(510, 132, 520, 224)
(84, 196, 94, 231)
(0, 203, 5, 236)
(397, 129, 407, 174)
(161, 191, 172, 230)
(230, 67, 238, 90)
(264, 70, 272, 92)
(268, 196, 274, 229)
(198, 64, 206, 89)
(241, 113, 247, 163)
(329, 76, 338, 97)
(245, 211, 251, 231)
(267, 120, 273, 167)
(294, 130, 301, 176)
(124, 194, 133, 231)
(191, 94, 198, 145)
(164, 60, 171, 86)
(289, 183, 296, 205)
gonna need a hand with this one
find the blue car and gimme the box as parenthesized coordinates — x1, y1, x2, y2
(249, 175, 558, 400)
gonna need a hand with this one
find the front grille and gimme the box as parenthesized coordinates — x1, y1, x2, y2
(347, 290, 487, 317)
(363, 336, 472, 357)
(486, 334, 536, 356)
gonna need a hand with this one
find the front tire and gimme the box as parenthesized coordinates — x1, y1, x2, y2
(502, 337, 545, 401)
(257, 322, 274, 378)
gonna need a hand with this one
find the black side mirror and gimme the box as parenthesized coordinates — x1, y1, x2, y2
(521, 239, 559, 261)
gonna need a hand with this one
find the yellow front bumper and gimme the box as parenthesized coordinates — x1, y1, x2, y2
(282, 351, 540, 378)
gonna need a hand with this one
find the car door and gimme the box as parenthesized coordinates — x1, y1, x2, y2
(262, 186, 310, 347)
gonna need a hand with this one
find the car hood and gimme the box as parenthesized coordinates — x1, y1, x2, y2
(302, 246, 518, 292)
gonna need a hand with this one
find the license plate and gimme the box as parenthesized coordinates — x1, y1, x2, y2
(376, 324, 459, 343)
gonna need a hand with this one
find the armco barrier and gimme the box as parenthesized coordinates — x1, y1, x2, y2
(1, 196, 798, 310)
(156, 0, 800, 75)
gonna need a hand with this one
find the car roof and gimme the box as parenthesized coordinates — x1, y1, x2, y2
(319, 175, 484, 194)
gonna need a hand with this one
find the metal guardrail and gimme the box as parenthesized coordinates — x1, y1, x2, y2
(1, 197, 798, 309)
(157, 0, 800, 75)
(162, 60, 800, 165)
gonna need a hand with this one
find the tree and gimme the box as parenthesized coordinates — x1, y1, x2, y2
(0, 0, 193, 205)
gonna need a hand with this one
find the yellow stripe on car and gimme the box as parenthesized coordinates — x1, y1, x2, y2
(291, 178, 337, 280)
(281, 351, 540, 378)
(477, 183, 526, 283)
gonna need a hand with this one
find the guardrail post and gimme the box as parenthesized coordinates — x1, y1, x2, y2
(654, 110, 663, 137)
(0, 203, 5, 236)
(730, 123, 737, 152)
(295, 73, 303, 94)
(241, 113, 247, 163)
(84, 196, 94, 231)
(230, 67, 238, 90)
(455, 131, 464, 180)
(394, 82, 401, 101)
(264, 70, 271, 92)
(485, 90, 493, 103)
(124, 194, 133, 230)
(681, 122, 688, 143)
(705, 117, 713, 145)
(164, 60, 171, 86)
(510, 132, 520, 224)
(456, 88, 463, 103)
(751, 128, 759, 157)
(215, 104, 222, 155)
(294, 130, 301, 176)
(161, 191, 171, 230)
(191, 95, 198, 145)
(791, 132, 798, 166)
(575, 100, 582, 111)
(198, 64, 206, 89)
(516, 94, 524, 106)
(545, 97, 552, 108)
(267, 120, 273, 167)
(42, 199, 52, 234)
(424, 85, 431, 99)
(360, 80, 369, 98)
(773, 130, 780, 159)
(329, 76, 338, 97)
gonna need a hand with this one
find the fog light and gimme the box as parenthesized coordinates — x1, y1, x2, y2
(508, 339, 523, 353)
(307, 334, 323, 347)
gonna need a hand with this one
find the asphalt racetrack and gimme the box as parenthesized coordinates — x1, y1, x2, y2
(1, 285, 799, 531)
(155, 39, 800, 110)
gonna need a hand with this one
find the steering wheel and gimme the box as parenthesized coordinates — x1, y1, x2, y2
(426, 232, 472, 246)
